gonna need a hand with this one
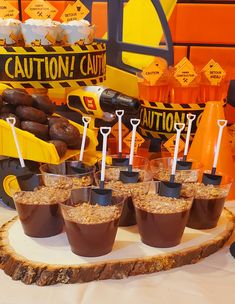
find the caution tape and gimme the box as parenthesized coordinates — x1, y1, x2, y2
(139, 101, 205, 140)
(0, 43, 106, 89)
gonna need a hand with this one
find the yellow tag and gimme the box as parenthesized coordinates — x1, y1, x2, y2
(201, 59, 216, 72)
(175, 57, 194, 72)
(174, 62, 197, 87)
(111, 122, 129, 139)
(204, 62, 226, 85)
(61, 0, 89, 22)
(123, 132, 145, 153)
(0, 1, 19, 19)
(61, 4, 77, 23)
(142, 57, 165, 85)
(163, 134, 185, 155)
(25, 0, 58, 20)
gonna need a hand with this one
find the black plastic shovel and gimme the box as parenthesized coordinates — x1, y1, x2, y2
(6, 117, 40, 190)
(159, 123, 185, 198)
(177, 113, 196, 170)
(202, 120, 227, 185)
(119, 119, 140, 183)
(90, 127, 112, 206)
(67, 116, 92, 174)
(112, 110, 129, 166)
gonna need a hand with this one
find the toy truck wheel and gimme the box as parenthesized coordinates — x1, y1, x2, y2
(0, 159, 39, 209)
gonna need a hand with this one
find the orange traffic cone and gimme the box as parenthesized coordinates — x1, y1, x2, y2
(188, 101, 235, 199)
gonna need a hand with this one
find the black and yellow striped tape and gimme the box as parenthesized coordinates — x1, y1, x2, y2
(139, 101, 205, 140)
(0, 43, 106, 89)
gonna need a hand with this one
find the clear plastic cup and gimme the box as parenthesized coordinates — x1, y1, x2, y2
(9, 175, 70, 238)
(60, 187, 125, 257)
(94, 167, 152, 227)
(133, 192, 193, 247)
(150, 157, 202, 184)
(40, 161, 95, 190)
(183, 174, 233, 229)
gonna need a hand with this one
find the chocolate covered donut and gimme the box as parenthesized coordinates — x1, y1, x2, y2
(0, 113, 21, 128)
(2, 89, 33, 106)
(21, 121, 49, 140)
(1, 103, 16, 114)
(16, 106, 47, 124)
(49, 122, 81, 147)
(48, 116, 69, 127)
(32, 94, 56, 114)
(48, 140, 67, 158)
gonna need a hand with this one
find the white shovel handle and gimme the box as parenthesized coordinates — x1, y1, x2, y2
(129, 119, 140, 166)
(172, 123, 185, 176)
(79, 116, 91, 162)
(184, 113, 196, 157)
(212, 120, 227, 169)
(100, 127, 111, 182)
(6, 117, 25, 168)
(115, 110, 124, 154)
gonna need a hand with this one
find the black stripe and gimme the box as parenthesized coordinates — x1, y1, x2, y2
(24, 47, 36, 52)
(44, 46, 56, 52)
(63, 46, 74, 52)
(41, 83, 53, 89)
(164, 103, 174, 109)
(198, 103, 206, 108)
(4, 83, 13, 88)
(60, 82, 70, 88)
(149, 102, 159, 107)
(5, 47, 16, 53)
(21, 83, 34, 89)
(77, 81, 87, 86)
(91, 79, 97, 85)
(79, 45, 89, 51)
(92, 44, 99, 50)
(139, 100, 145, 105)
(180, 104, 191, 109)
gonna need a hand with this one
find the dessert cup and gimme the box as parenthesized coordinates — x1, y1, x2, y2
(0, 18, 21, 46)
(40, 162, 94, 190)
(60, 20, 95, 45)
(10, 176, 70, 238)
(60, 187, 125, 257)
(150, 157, 202, 184)
(21, 19, 58, 46)
(182, 174, 233, 229)
(96, 156, 152, 226)
(133, 192, 192, 247)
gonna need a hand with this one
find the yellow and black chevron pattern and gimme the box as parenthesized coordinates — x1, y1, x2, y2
(0, 43, 106, 89)
(0, 43, 106, 54)
(140, 100, 205, 111)
(139, 101, 205, 140)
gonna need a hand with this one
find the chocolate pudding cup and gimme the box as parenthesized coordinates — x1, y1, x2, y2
(150, 157, 202, 184)
(95, 166, 152, 227)
(133, 193, 192, 248)
(60, 187, 125, 257)
(182, 175, 232, 229)
(40, 162, 94, 190)
(11, 177, 70, 238)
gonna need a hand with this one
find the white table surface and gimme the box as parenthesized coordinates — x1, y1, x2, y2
(0, 201, 235, 304)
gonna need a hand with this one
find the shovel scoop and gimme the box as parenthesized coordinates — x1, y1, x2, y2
(202, 120, 227, 185)
(90, 127, 112, 206)
(119, 119, 140, 183)
(159, 123, 185, 198)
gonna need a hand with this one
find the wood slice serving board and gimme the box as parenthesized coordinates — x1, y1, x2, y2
(0, 209, 234, 286)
